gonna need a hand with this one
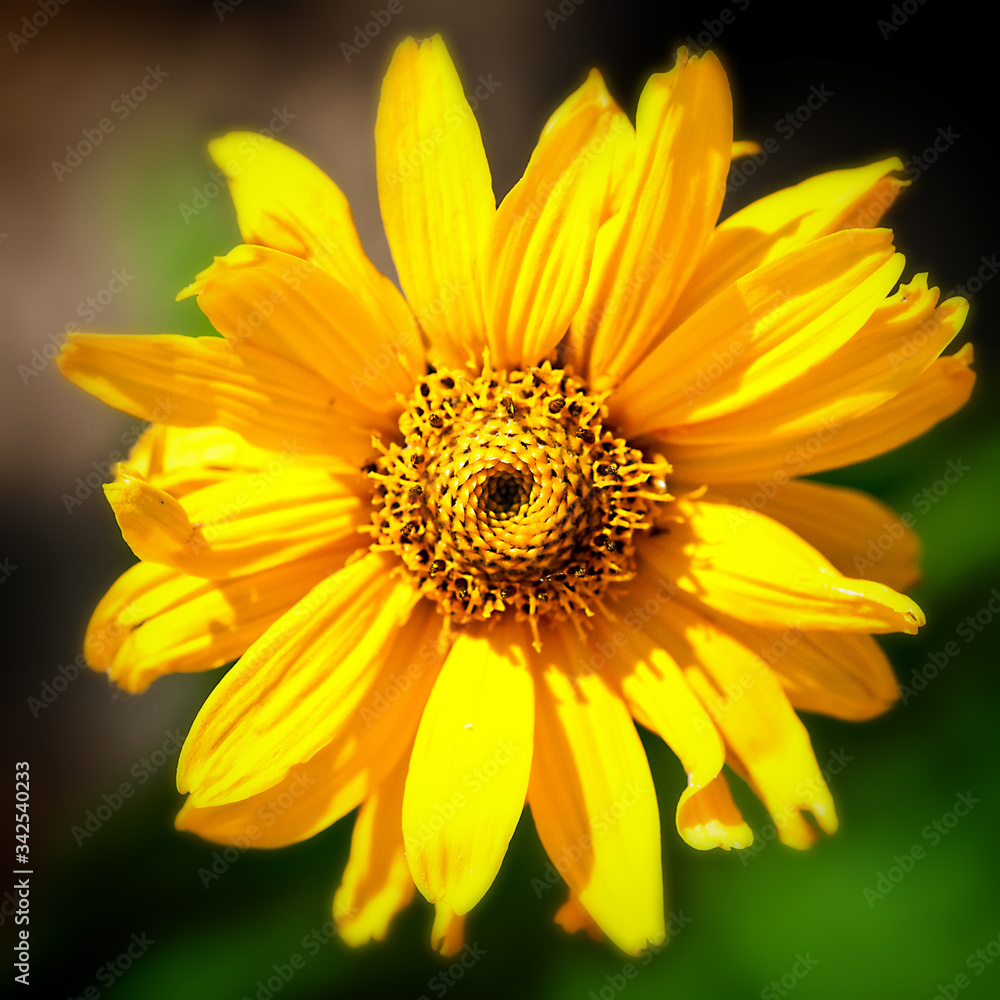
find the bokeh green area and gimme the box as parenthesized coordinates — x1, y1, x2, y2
(33, 137, 1000, 1000)
(9, 5, 998, 1000)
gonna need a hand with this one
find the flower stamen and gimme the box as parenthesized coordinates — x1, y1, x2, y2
(368, 357, 670, 640)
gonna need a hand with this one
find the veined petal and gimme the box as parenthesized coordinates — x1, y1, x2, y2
(568, 49, 733, 388)
(177, 552, 420, 806)
(179, 243, 415, 426)
(208, 133, 423, 377)
(333, 758, 416, 947)
(85, 553, 341, 693)
(403, 625, 534, 916)
(657, 276, 967, 461)
(651, 596, 837, 849)
(175, 598, 446, 846)
(103, 463, 366, 578)
(591, 597, 724, 790)
(613, 229, 905, 436)
(676, 774, 753, 851)
(528, 624, 664, 956)
(482, 70, 631, 368)
(125, 424, 320, 498)
(671, 158, 906, 325)
(705, 480, 921, 592)
(58, 333, 374, 464)
(665, 345, 975, 483)
(723, 620, 900, 722)
(639, 499, 925, 634)
(375, 34, 495, 368)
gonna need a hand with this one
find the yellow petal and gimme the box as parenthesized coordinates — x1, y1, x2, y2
(613, 229, 904, 436)
(665, 345, 975, 483)
(179, 243, 414, 427)
(639, 499, 924, 634)
(657, 276, 968, 471)
(334, 758, 416, 947)
(85, 553, 340, 693)
(676, 774, 753, 851)
(705, 479, 921, 592)
(58, 333, 374, 463)
(125, 424, 317, 498)
(175, 597, 446, 844)
(431, 904, 466, 956)
(482, 70, 631, 368)
(671, 158, 906, 325)
(528, 623, 664, 956)
(178, 552, 420, 805)
(375, 35, 495, 368)
(590, 597, 724, 789)
(730, 140, 761, 159)
(568, 49, 733, 387)
(403, 625, 534, 916)
(654, 597, 837, 849)
(103, 463, 366, 578)
(208, 132, 423, 378)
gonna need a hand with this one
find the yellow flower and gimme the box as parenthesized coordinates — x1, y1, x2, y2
(59, 36, 974, 957)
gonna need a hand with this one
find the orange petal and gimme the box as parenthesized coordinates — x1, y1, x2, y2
(334, 757, 416, 947)
(528, 623, 664, 956)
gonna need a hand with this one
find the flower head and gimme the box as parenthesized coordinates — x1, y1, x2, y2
(59, 36, 973, 955)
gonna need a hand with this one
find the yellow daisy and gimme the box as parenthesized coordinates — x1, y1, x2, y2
(59, 36, 974, 957)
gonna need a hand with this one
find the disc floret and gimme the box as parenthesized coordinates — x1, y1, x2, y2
(368, 359, 669, 637)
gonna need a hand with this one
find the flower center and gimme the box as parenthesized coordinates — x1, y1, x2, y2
(367, 359, 668, 638)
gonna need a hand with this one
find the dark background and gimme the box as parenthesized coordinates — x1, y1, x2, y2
(3, 1, 998, 998)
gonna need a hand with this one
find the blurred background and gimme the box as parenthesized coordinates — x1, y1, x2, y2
(3, 1, 997, 997)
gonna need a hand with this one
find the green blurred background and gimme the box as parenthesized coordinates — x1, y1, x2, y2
(3, 1, 997, 998)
